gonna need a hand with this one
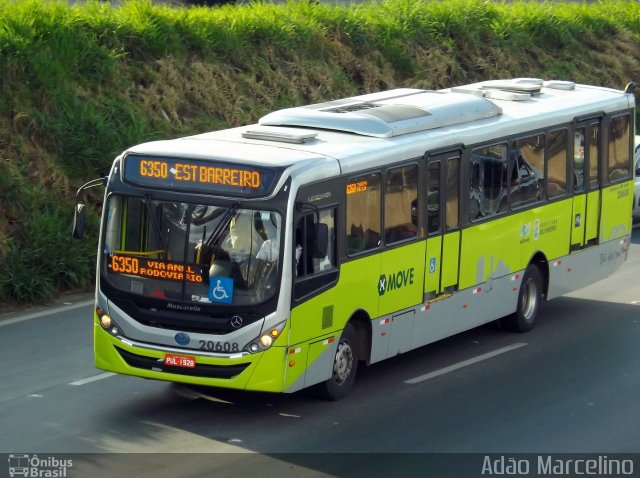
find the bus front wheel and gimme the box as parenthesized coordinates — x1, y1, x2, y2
(501, 264, 542, 333)
(318, 323, 359, 400)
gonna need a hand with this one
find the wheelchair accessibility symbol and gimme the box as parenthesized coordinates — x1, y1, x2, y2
(209, 277, 234, 304)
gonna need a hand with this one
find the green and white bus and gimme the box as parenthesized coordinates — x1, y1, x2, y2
(75, 78, 635, 399)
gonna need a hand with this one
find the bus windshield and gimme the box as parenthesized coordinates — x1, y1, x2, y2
(102, 195, 282, 306)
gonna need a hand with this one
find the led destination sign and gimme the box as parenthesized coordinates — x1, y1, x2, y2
(109, 254, 206, 283)
(123, 154, 276, 196)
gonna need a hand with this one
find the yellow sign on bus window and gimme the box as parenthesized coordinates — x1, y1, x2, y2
(347, 180, 368, 195)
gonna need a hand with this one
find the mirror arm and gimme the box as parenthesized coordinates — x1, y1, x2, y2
(296, 202, 320, 223)
(75, 177, 107, 204)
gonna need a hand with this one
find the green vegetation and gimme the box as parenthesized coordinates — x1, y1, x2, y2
(1, 0, 639, 305)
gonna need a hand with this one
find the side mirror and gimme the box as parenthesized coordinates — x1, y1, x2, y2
(312, 223, 329, 258)
(72, 203, 87, 239)
(71, 177, 107, 239)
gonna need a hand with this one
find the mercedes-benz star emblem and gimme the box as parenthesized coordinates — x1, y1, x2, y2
(230, 315, 243, 329)
(174, 332, 190, 346)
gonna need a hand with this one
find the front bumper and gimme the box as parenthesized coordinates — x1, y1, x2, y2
(94, 323, 288, 392)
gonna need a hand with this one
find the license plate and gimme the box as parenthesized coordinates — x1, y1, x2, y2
(164, 354, 196, 369)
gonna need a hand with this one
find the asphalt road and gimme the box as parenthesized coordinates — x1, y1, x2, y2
(1, 227, 639, 477)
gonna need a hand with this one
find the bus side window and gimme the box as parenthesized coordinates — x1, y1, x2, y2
(547, 129, 568, 198)
(295, 208, 336, 278)
(445, 157, 459, 230)
(426, 161, 441, 233)
(574, 128, 586, 193)
(608, 114, 631, 182)
(346, 173, 381, 255)
(384, 164, 418, 244)
(589, 124, 600, 189)
(511, 134, 544, 208)
(469, 143, 508, 220)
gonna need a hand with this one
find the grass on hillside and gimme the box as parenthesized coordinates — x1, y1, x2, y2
(0, 0, 639, 303)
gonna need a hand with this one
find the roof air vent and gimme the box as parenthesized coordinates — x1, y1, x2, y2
(259, 89, 501, 138)
(323, 102, 382, 114)
(481, 79, 543, 96)
(543, 80, 576, 90)
(242, 126, 318, 144)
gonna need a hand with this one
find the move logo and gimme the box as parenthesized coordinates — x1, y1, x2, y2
(378, 268, 415, 296)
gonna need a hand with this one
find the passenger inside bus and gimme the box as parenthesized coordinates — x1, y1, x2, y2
(256, 214, 280, 262)
(209, 210, 265, 290)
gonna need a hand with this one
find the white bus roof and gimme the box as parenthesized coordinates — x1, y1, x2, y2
(126, 79, 632, 177)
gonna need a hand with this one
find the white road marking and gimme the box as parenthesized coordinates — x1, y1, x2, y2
(278, 413, 301, 418)
(0, 299, 94, 327)
(69, 372, 117, 386)
(404, 342, 528, 384)
(194, 393, 234, 404)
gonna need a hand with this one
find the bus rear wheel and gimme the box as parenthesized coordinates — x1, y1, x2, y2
(501, 264, 543, 333)
(318, 323, 359, 400)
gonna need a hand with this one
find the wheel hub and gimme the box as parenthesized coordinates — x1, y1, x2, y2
(333, 340, 354, 385)
(522, 278, 538, 321)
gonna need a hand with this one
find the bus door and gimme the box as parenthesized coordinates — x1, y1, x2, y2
(573, 120, 601, 249)
(423, 151, 461, 299)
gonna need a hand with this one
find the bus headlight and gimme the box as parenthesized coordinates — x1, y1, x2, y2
(100, 314, 112, 329)
(97, 309, 123, 337)
(245, 322, 286, 354)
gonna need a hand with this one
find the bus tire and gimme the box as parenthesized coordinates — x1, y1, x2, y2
(501, 264, 542, 333)
(318, 323, 359, 401)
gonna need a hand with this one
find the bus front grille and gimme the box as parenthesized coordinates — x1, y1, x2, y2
(115, 347, 250, 379)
